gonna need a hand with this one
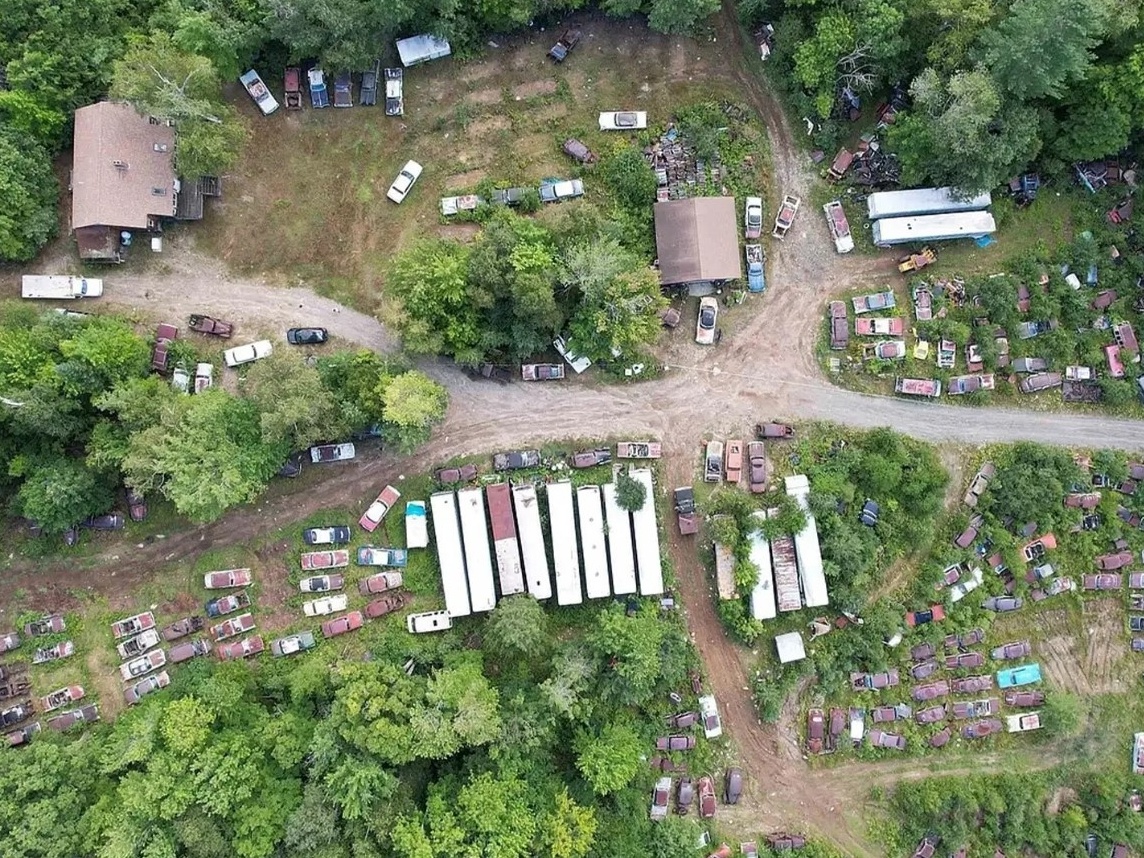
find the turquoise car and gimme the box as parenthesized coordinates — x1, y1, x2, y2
(996, 663, 1041, 688)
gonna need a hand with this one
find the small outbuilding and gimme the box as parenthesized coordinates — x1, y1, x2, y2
(775, 631, 807, 664)
(396, 34, 452, 67)
(654, 197, 742, 287)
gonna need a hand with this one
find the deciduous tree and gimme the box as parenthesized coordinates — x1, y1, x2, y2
(614, 472, 647, 512)
(243, 349, 348, 450)
(15, 458, 114, 533)
(573, 720, 643, 795)
(486, 595, 550, 658)
(0, 128, 58, 262)
(378, 371, 449, 453)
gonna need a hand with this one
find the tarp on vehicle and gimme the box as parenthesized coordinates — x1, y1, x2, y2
(396, 34, 452, 67)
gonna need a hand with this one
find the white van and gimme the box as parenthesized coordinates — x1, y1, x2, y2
(406, 611, 452, 634)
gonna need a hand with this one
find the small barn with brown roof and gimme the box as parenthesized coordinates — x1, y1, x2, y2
(654, 197, 742, 286)
(71, 102, 178, 261)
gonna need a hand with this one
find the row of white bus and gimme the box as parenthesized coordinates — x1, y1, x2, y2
(429, 468, 665, 618)
(746, 474, 829, 620)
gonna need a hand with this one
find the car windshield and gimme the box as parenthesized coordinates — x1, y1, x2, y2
(616, 112, 636, 125)
(700, 308, 715, 328)
(748, 206, 762, 223)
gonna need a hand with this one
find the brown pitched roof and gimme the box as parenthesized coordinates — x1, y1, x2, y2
(654, 197, 742, 285)
(71, 102, 176, 231)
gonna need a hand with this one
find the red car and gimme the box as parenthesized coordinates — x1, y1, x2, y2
(655, 735, 696, 751)
(1083, 574, 1123, 590)
(1096, 551, 1134, 571)
(435, 464, 478, 483)
(991, 640, 1031, 660)
(806, 708, 824, 753)
(151, 323, 178, 372)
(961, 719, 1003, 739)
(914, 704, 946, 724)
(360, 485, 401, 532)
(912, 680, 950, 702)
(321, 611, 364, 638)
(906, 605, 945, 627)
(910, 660, 939, 680)
(697, 775, 716, 818)
(944, 652, 985, 669)
(951, 675, 993, 694)
(217, 636, 264, 661)
(365, 594, 406, 619)
(1004, 690, 1045, 707)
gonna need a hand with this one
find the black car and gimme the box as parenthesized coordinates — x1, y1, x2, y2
(83, 513, 125, 530)
(287, 328, 328, 345)
(859, 499, 880, 527)
(277, 452, 305, 478)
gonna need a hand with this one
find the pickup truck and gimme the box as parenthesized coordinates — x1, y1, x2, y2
(522, 363, 565, 381)
(745, 244, 765, 293)
(384, 68, 404, 115)
(548, 29, 581, 62)
(308, 68, 329, 108)
(21, 275, 103, 299)
(772, 195, 800, 239)
(360, 61, 379, 106)
(311, 443, 356, 463)
(755, 422, 794, 439)
(494, 450, 541, 471)
(152, 323, 178, 372)
(334, 72, 353, 107)
(824, 200, 854, 253)
(188, 314, 233, 338)
(284, 67, 303, 109)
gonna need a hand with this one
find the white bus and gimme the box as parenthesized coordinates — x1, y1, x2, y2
(486, 483, 525, 596)
(866, 187, 991, 220)
(457, 487, 496, 612)
(547, 481, 583, 605)
(784, 475, 828, 608)
(630, 468, 664, 596)
(576, 486, 611, 599)
(748, 510, 777, 620)
(429, 492, 470, 618)
(511, 484, 552, 599)
(602, 483, 637, 595)
(871, 211, 996, 246)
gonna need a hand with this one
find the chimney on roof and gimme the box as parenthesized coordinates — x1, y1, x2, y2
(112, 160, 129, 170)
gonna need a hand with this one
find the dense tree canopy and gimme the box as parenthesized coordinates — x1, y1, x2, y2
(0, 129, 59, 263)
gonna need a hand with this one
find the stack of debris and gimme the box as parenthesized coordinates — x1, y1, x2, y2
(875, 85, 909, 131)
(643, 126, 725, 202)
(755, 23, 775, 61)
(1075, 159, 1138, 193)
(849, 136, 901, 187)
(1007, 174, 1040, 207)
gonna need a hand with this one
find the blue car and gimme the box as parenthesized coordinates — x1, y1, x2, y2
(996, 663, 1041, 688)
(746, 245, 765, 293)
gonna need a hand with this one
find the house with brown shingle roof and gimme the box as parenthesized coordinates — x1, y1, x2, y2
(71, 102, 178, 261)
(654, 197, 742, 286)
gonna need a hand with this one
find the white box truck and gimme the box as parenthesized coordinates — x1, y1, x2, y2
(22, 276, 103, 299)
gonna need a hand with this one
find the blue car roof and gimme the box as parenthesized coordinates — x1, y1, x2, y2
(996, 663, 1041, 687)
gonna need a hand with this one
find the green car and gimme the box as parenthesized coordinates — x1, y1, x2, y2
(270, 631, 316, 657)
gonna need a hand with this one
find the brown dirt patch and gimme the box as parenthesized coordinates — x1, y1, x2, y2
(459, 62, 497, 84)
(445, 169, 487, 191)
(512, 79, 558, 100)
(468, 116, 512, 135)
(254, 540, 297, 633)
(467, 87, 503, 106)
(437, 223, 481, 242)
(1047, 786, 1077, 815)
(534, 103, 569, 122)
(1039, 600, 1127, 694)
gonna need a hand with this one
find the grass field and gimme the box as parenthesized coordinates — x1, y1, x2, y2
(194, 16, 755, 313)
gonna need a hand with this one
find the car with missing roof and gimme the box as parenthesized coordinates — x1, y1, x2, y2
(205, 591, 251, 618)
(951, 698, 998, 719)
(322, 611, 364, 638)
(696, 297, 718, 345)
(119, 649, 167, 680)
(299, 575, 344, 593)
(40, 685, 84, 713)
(25, 614, 65, 637)
(161, 616, 204, 641)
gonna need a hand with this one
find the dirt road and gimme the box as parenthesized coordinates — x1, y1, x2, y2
(5, 10, 1139, 856)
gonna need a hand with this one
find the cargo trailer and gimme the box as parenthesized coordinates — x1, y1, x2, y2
(630, 468, 664, 595)
(547, 481, 583, 605)
(602, 483, 637, 595)
(486, 484, 525, 596)
(512, 484, 552, 599)
(576, 486, 611, 599)
(430, 492, 470, 618)
(457, 488, 496, 612)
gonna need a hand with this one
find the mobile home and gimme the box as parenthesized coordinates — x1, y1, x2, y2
(486, 484, 525, 597)
(748, 510, 777, 620)
(630, 468, 664, 596)
(429, 492, 470, 618)
(872, 211, 996, 246)
(457, 487, 496, 612)
(784, 475, 829, 608)
(547, 481, 583, 606)
(602, 483, 637, 595)
(576, 486, 611, 599)
(511, 484, 552, 600)
(866, 187, 991, 220)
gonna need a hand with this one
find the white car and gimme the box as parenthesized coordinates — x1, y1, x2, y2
(303, 594, 349, 617)
(171, 367, 191, 393)
(405, 501, 429, 549)
(224, 340, 272, 368)
(698, 694, 723, 739)
(744, 196, 763, 239)
(598, 111, 647, 131)
(695, 297, 718, 345)
(387, 160, 423, 204)
(539, 179, 584, 202)
(194, 362, 213, 393)
(407, 610, 453, 634)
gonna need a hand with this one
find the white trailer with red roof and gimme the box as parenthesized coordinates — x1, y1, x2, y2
(602, 483, 637, 595)
(512, 484, 552, 599)
(486, 483, 525, 596)
(630, 468, 664, 595)
(457, 488, 496, 612)
(430, 492, 470, 618)
(769, 519, 802, 612)
(576, 486, 611, 599)
(547, 481, 583, 605)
